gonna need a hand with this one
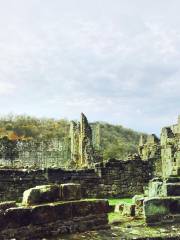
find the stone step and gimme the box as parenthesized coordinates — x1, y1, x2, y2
(144, 197, 180, 225)
(172, 165, 178, 170)
(171, 169, 178, 175)
(167, 177, 180, 183)
(173, 214, 180, 222)
(166, 183, 180, 196)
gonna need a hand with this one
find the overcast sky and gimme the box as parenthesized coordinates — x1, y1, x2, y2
(0, 0, 180, 134)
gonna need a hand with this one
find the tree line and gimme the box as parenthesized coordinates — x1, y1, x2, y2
(0, 115, 145, 161)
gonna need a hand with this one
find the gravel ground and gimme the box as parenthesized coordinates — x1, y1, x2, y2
(48, 217, 180, 240)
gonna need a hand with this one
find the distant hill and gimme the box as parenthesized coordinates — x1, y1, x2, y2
(0, 115, 69, 140)
(0, 115, 145, 160)
(92, 122, 146, 160)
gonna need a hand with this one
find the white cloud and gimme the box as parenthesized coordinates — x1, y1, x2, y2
(0, 0, 180, 133)
(0, 82, 16, 95)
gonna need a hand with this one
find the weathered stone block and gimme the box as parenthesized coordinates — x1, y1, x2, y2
(4, 207, 32, 228)
(88, 200, 109, 215)
(61, 183, 81, 201)
(114, 204, 124, 213)
(22, 185, 60, 206)
(53, 202, 72, 220)
(132, 195, 144, 216)
(0, 214, 109, 239)
(72, 200, 92, 217)
(0, 201, 17, 211)
(148, 178, 164, 197)
(144, 197, 180, 225)
(148, 178, 180, 198)
(132, 195, 144, 206)
(0, 199, 109, 238)
(166, 183, 180, 196)
(31, 205, 57, 224)
(122, 204, 136, 217)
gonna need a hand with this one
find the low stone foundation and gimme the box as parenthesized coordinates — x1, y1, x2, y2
(144, 197, 180, 225)
(1, 214, 109, 240)
(0, 199, 109, 240)
(148, 177, 180, 197)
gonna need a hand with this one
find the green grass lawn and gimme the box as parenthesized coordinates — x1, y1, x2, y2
(85, 198, 132, 206)
(108, 212, 122, 223)
(108, 198, 132, 224)
(108, 198, 132, 206)
(86, 198, 133, 224)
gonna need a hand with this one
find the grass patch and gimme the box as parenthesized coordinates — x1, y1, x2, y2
(85, 198, 132, 206)
(108, 198, 132, 224)
(108, 212, 122, 223)
(108, 198, 132, 206)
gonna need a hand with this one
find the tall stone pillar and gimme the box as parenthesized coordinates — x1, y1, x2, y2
(139, 135, 146, 147)
(79, 113, 94, 167)
(69, 121, 80, 167)
(69, 113, 95, 168)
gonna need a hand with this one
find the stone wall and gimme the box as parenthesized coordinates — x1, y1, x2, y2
(0, 159, 153, 201)
(138, 134, 161, 176)
(0, 169, 48, 201)
(139, 115, 180, 178)
(161, 119, 180, 177)
(96, 159, 152, 198)
(0, 138, 71, 169)
(0, 200, 109, 239)
(0, 114, 101, 170)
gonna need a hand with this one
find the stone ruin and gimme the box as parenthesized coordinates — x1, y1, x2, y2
(0, 113, 101, 169)
(138, 133, 161, 176)
(107, 116, 180, 231)
(161, 117, 180, 178)
(0, 183, 109, 239)
(138, 134, 160, 161)
(69, 113, 97, 168)
(140, 115, 180, 225)
(138, 115, 180, 178)
(0, 137, 71, 169)
(0, 115, 180, 238)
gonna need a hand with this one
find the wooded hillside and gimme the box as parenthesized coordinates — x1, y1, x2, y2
(0, 115, 145, 160)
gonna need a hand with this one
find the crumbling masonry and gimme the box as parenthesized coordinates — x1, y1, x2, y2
(161, 115, 180, 177)
(70, 113, 95, 168)
(142, 115, 180, 225)
(138, 134, 161, 176)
